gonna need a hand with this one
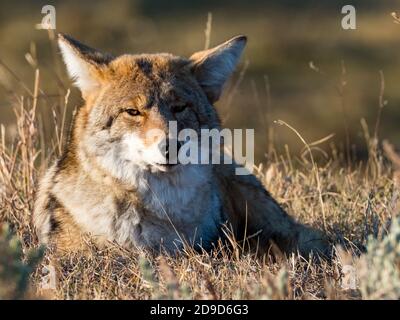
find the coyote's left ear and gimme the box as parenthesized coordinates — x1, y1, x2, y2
(190, 35, 247, 103)
(58, 34, 114, 97)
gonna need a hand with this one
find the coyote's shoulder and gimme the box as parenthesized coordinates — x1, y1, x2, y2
(34, 34, 328, 256)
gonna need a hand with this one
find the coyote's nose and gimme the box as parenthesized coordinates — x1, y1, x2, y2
(159, 139, 182, 163)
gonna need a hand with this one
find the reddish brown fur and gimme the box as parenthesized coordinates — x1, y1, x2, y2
(33, 34, 329, 257)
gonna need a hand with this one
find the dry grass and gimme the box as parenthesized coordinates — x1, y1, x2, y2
(1, 37, 400, 300)
(2, 2, 400, 162)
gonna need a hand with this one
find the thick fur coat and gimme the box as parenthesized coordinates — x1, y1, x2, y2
(33, 34, 328, 256)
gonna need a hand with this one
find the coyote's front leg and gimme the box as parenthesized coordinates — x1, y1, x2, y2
(215, 163, 329, 256)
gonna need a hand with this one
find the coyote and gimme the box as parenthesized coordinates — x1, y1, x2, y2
(33, 34, 328, 256)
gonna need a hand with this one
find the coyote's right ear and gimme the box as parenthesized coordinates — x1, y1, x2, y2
(190, 35, 247, 103)
(58, 34, 113, 97)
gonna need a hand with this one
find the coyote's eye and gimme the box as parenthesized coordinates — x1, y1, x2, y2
(171, 104, 188, 113)
(125, 108, 141, 116)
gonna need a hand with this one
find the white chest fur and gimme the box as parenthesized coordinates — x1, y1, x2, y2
(55, 164, 222, 253)
(128, 164, 223, 252)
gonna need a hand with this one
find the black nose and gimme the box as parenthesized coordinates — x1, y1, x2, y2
(160, 139, 182, 162)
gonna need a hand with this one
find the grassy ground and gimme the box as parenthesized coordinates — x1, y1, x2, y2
(1, 15, 400, 297)
(0, 65, 399, 300)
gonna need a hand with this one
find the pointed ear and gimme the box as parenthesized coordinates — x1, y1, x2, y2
(190, 35, 247, 103)
(58, 34, 114, 96)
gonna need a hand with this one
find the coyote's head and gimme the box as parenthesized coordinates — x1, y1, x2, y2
(58, 34, 246, 182)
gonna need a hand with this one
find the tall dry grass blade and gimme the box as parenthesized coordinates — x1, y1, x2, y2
(274, 119, 327, 231)
(204, 12, 212, 50)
